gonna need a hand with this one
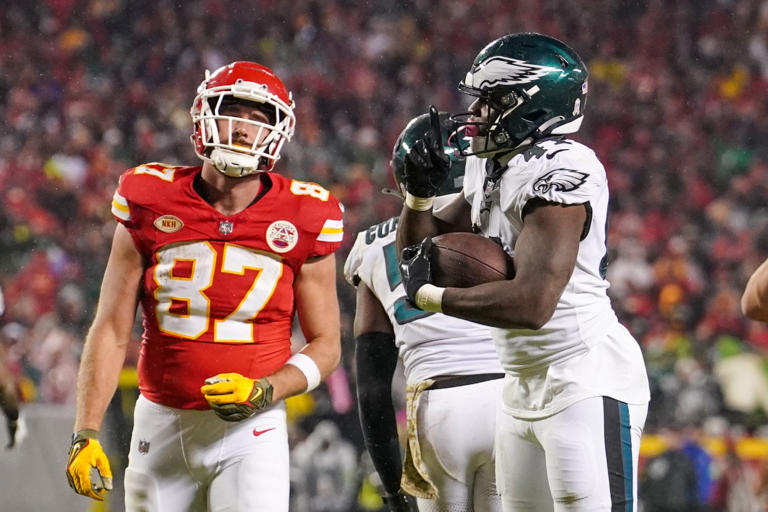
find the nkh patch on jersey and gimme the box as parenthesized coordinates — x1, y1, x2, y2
(465, 56, 560, 89)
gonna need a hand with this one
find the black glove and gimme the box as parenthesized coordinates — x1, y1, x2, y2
(382, 489, 418, 512)
(402, 106, 450, 197)
(399, 237, 433, 306)
(5, 417, 17, 449)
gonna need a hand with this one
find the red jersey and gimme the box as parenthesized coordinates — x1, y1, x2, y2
(111, 163, 344, 409)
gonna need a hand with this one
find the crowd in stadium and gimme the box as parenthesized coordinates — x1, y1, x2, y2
(2, 0, 768, 510)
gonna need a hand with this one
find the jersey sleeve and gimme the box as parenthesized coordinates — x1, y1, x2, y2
(111, 169, 135, 226)
(520, 144, 605, 207)
(343, 230, 368, 286)
(310, 195, 344, 257)
(109, 163, 185, 256)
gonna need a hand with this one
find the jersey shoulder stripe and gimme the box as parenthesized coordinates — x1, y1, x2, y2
(318, 218, 344, 242)
(112, 190, 130, 221)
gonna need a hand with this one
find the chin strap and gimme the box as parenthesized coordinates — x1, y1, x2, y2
(210, 149, 263, 177)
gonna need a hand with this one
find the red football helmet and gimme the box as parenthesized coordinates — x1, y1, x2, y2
(190, 61, 296, 176)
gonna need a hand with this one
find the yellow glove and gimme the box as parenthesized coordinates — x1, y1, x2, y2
(65, 429, 113, 501)
(201, 373, 273, 422)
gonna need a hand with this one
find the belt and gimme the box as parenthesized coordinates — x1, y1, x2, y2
(428, 373, 504, 390)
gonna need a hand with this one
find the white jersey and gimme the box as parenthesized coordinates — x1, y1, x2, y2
(344, 217, 503, 385)
(463, 137, 649, 418)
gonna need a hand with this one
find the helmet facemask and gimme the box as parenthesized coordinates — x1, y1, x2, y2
(191, 67, 296, 177)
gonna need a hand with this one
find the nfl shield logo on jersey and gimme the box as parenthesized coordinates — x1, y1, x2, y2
(138, 440, 150, 454)
(219, 220, 234, 235)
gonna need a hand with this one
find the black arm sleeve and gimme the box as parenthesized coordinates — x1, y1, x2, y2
(355, 331, 402, 495)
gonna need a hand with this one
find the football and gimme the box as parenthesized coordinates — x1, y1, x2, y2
(429, 232, 514, 288)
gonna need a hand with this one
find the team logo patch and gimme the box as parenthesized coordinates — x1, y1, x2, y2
(219, 220, 234, 236)
(469, 56, 561, 88)
(153, 215, 184, 233)
(266, 220, 298, 253)
(138, 440, 150, 454)
(533, 168, 589, 194)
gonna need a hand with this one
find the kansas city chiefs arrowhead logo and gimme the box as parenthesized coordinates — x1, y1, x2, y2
(467, 56, 561, 88)
(532, 168, 589, 194)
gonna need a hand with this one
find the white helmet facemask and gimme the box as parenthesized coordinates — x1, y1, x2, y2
(191, 77, 296, 177)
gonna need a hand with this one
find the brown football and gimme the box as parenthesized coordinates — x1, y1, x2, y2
(429, 232, 515, 288)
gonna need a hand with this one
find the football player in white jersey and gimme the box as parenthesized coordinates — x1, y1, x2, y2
(396, 34, 650, 511)
(346, 113, 504, 512)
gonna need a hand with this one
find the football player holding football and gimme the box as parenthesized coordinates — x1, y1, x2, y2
(346, 113, 503, 512)
(66, 61, 344, 511)
(397, 34, 650, 511)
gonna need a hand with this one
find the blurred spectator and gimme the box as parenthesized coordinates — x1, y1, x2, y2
(713, 336, 768, 427)
(292, 420, 360, 512)
(640, 427, 701, 511)
(711, 437, 762, 512)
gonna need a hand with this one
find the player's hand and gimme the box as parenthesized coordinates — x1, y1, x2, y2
(201, 373, 274, 422)
(66, 429, 113, 501)
(402, 105, 450, 198)
(382, 489, 418, 512)
(400, 237, 434, 306)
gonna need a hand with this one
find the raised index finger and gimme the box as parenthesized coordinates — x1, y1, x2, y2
(428, 105, 441, 144)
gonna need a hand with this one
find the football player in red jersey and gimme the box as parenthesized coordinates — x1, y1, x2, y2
(65, 61, 344, 511)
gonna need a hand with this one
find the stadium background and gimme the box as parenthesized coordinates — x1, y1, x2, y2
(1, 0, 768, 510)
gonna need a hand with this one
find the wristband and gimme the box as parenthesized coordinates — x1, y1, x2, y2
(414, 284, 444, 313)
(404, 193, 434, 212)
(286, 353, 322, 392)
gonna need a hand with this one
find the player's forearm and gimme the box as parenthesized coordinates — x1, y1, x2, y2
(0, 365, 18, 418)
(442, 276, 560, 329)
(74, 325, 130, 432)
(396, 206, 440, 254)
(267, 336, 340, 402)
(742, 258, 768, 322)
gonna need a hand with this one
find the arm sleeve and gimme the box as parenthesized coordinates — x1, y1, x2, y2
(355, 331, 402, 495)
(109, 169, 152, 256)
(311, 198, 344, 257)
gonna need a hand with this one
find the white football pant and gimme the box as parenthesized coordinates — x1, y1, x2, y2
(416, 378, 503, 512)
(124, 394, 289, 512)
(496, 395, 647, 512)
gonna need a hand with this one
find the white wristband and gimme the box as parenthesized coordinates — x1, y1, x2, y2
(414, 284, 444, 313)
(286, 352, 322, 392)
(404, 192, 434, 211)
